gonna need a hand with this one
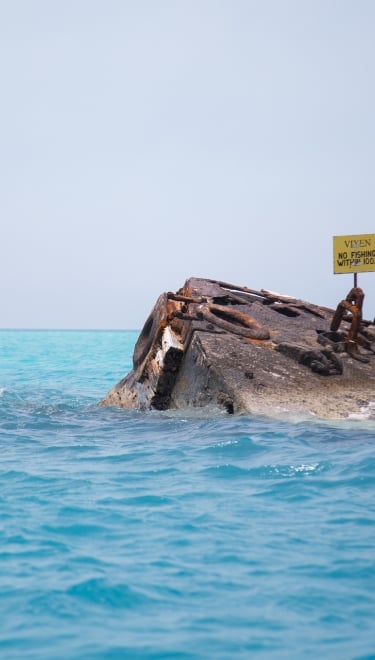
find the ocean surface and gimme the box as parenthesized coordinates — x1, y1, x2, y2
(0, 329, 374, 660)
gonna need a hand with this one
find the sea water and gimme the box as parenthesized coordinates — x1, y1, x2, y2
(0, 330, 374, 660)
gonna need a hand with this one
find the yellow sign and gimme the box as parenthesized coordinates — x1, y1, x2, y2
(333, 233, 375, 274)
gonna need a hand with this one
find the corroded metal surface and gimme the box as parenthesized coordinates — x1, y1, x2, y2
(101, 277, 375, 418)
(330, 287, 369, 362)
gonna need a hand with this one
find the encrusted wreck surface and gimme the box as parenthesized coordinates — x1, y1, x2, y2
(101, 277, 375, 419)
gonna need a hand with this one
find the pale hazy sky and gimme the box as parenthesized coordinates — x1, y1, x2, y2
(1, 1, 374, 328)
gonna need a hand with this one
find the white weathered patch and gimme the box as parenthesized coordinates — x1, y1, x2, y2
(155, 326, 184, 368)
(262, 289, 297, 301)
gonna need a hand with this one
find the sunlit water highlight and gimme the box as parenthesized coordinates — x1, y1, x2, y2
(0, 330, 374, 659)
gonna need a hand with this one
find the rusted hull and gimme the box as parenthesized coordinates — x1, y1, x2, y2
(101, 278, 375, 419)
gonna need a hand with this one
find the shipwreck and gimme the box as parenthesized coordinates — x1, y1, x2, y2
(101, 277, 375, 419)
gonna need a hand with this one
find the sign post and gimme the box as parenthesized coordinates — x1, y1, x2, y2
(333, 233, 375, 286)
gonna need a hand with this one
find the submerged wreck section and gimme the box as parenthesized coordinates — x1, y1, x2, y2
(101, 277, 375, 419)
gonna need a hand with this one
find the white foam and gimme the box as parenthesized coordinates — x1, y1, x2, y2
(348, 401, 375, 421)
(291, 463, 319, 473)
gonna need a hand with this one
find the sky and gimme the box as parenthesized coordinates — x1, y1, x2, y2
(1, 0, 374, 328)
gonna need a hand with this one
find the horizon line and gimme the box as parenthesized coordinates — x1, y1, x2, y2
(0, 327, 141, 332)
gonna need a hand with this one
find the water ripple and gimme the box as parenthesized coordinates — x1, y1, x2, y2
(1, 330, 375, 659)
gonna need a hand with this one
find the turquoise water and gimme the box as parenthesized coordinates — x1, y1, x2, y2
(0, 330, 374, 659)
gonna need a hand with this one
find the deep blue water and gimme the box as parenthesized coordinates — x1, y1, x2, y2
(0, 330, 374, 659)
